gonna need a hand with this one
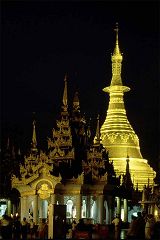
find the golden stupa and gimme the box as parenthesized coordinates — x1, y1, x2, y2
(100, 24, 155, 190)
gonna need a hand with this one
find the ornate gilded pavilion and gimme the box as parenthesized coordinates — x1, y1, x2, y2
(12, 76, 123, 226)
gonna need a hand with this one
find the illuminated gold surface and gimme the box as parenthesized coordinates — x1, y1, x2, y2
(101, 26, 155, 190)
(38, 183, 52, 199)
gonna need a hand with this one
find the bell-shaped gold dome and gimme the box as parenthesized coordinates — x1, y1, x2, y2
(100, 24, 155, 190)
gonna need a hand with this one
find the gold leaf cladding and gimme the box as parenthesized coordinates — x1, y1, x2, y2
(106, 132, 139, 145)
(107, 133, 119, 143)
(107, 109, 126, 113)
(130, 133, 139, 144)
(120, 133, 129, 143)
(38, 183, 52, 199)
(110, 97, 123, 103)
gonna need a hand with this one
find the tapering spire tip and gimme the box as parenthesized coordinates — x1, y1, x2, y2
(64, 73, 67, 82)
(114, 22, 119, 43)
(62, 74, 68, 110)
(114, 22, 119, 33)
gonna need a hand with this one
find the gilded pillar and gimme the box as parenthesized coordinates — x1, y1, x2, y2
(42, 200, 46, 219)
(7, 200, 11, 216)
(86, 196, 91, 218)
(76, 194, 82, 222)
(12, 204, 16, 216)
(33, 195, 38, 225)
(98, 195, 104, 224)
(150, 204, 154, 215)
(48, 193, 56, 240)
(39, 199, 42, 219)
(107, 196, 113, 224)
(116, 197, 121, 217)
(124, 199, 128, 222)
(20, 196, 27, 221)
(104, 200, 109, 224)
(51, 193, 56, 205)
(20, 197, 23, 221)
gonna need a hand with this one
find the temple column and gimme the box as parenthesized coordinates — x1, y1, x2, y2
(108, 196, 113, 224)
(76, 194, 82, 222)
(12, 204, 16, 216)
(142, 185, 147, 210)
(116, 197, 121, 217)
(33, 195, 38, 225)
(124, 199, 128, 222)
(39, 199, 42, 219)
(104, 200, 109, 224)
(150, 204, 154, 215)
(86, 196, 91, 218)
(98, 195, 104, 224)
(51, 193, 56, 205)
(7, 200, 11, 216)
(20, 197, 22, 221)
(92, 198, 97, 221)
(48, 193, 56, 239)
(42, 200, 46, 219)
(20, 196, 27, 221)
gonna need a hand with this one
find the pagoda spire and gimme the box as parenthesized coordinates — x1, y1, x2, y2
(18, 148, 21, 156)
(126, 155, 130, 172)
(110, 23, 124, 87)
(71, 91, 81, 123)
(113, 23, 122, 58)
(12, 145, 16, 159)
(62, 74, 68, 111)
(73, 91, 80, 112)
(31, 120, 38, 152)
(123, 156, 133, 189)
(100, 24, 155, 190)
(94, 115, 101, 145)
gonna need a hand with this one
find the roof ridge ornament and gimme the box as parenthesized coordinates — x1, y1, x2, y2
(62, 74, 68, 111)
(31, 118, 38, 152)
(93, 114, 102, 146)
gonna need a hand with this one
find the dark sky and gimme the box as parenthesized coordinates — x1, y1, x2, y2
(1, 1, 159, 170)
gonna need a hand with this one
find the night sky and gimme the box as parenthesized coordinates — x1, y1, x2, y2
(1, 1, 159, 170)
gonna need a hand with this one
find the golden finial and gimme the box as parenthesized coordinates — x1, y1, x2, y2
(113, 22, 121, 57)
(62, 74, 68, 109)
(18, 148, 21, 156)
(12, 145, 16, 159)
(95, 114, 101, 144)
(64, 73, 67, 82)
(114, 22, 119, 41)
(31, 119, 37, 150)
(73, 91, 80, 111)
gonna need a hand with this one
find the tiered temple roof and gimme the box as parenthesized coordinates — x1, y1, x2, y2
(12, 76, 120, 190)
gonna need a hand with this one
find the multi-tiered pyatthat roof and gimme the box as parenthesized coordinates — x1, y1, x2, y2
(12, 76, 120, 189)
(100, 23, 155, 190)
